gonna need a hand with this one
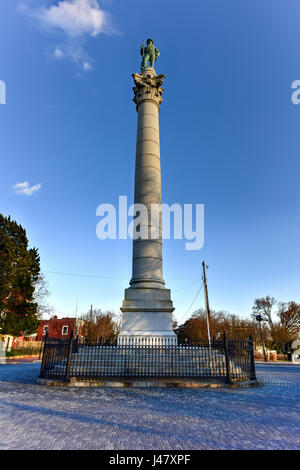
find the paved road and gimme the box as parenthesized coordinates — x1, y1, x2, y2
(0, 363, 299, 450)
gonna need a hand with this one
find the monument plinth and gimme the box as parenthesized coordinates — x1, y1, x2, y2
(118, 42, 177, 345)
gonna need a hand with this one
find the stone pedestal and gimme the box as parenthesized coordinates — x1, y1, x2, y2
(118, 67, 177, 346)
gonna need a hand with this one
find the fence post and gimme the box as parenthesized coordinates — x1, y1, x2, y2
(248, 334, 256, 381)
(39, 331, 48, 377)
(223, 333, 232, 385)
(74, 335, 79, 353)
(64, 330, 74, 383)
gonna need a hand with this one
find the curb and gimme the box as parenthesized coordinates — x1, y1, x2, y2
(255, 361, 299, 365)
(37, 377, 260, 389)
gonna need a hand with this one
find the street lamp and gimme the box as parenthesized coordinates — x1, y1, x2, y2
(255, 314, 268, 362)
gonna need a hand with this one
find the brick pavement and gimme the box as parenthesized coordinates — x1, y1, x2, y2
(0, 363, 299, 450)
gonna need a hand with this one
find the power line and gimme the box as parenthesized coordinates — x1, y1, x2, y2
(42, 270, 202, 282)
(41, 271, 204, 321)
(43, 270, 127, 280)
(180, 282, 204, 324)
(173, 278, 201, 293)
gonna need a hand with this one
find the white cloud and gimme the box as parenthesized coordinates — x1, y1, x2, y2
(13, 181, 42, 196)
(52, 43, 93, 71)
(53, 47, 65, 59)
(29, 0, 108, 37)
(20, 0, 115, 72)
(83, 60, 92, 71)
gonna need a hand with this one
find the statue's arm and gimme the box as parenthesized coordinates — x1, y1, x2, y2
(155, 47, 160, 58)
(140, 41, 145, 56)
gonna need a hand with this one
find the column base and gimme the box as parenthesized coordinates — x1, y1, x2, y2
(118, 286, 177, 346)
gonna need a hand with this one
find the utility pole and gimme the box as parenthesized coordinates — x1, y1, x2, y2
(90, 304, 93, 323)
(202, 261, 211, 346)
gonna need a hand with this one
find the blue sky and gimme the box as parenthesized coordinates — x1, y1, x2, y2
(1, 0, 300, 323)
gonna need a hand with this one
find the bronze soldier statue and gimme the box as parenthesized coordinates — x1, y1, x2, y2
(140, 39, 160, 71)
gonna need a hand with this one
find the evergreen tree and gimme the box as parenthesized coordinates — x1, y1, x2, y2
(0, 214, 40, 336)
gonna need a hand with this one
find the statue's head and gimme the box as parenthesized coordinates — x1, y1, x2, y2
(147, 38, 153, 45)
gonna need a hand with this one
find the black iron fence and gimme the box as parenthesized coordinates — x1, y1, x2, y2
(39, 332, 256, 384)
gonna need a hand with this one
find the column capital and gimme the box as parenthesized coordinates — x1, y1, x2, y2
(132, 68, 165, 111)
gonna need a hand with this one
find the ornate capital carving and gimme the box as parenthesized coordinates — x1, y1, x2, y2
(132, 71, 165, 111)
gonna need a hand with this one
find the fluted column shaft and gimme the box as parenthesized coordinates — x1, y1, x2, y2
(130, 68, 165, 289)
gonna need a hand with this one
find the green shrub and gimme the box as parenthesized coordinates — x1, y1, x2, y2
(6, 348, 40, 357)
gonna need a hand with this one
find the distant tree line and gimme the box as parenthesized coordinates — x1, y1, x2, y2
(79, 308, 121, 343)
(178, 296, 300, 353)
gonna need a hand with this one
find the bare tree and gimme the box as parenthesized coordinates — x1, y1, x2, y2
(270, 323, 292, 352)
(277, 301, 300, 338)
(33, 273, 52, 319)
(252, 296, 276, 328)
(180, 309, 258, 343)
(80, 308, 120, 343)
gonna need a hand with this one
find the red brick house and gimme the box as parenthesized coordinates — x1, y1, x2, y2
(36, 316, 77, 340)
